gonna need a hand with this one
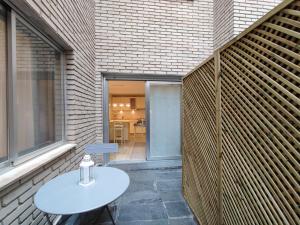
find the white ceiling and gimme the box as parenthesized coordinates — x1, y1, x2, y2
(109, 81, 145, 95)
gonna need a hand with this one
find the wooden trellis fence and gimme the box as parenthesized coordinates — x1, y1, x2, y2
(182, 1, 300, 225)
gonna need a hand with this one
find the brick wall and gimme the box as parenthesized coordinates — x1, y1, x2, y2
(95, 73, 103, 143)
(214, 0, 282, 49)
(0, 0, 95, 224)
(214, 0, 234, 50)
(233, 0, 282, 35)
(95, 0, 214, 76)
(94, 0, 214, 142)
(0, 150, 77, 225)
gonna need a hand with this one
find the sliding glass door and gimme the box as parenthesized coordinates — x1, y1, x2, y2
(146, 82, 181, 160)
(0, 4, 7, 163)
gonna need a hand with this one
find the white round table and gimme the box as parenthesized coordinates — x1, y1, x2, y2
(34, 167, 130, 224)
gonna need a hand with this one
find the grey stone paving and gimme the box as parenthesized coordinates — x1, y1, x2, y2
(95, 168, 199, 225)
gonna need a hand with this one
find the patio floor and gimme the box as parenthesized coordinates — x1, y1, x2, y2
(81, 164, 198, 225)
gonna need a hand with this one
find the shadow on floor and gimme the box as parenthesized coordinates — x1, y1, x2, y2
(94, 166, 198, 225)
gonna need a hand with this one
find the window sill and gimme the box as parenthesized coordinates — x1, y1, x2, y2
(0, 143, 77, 191)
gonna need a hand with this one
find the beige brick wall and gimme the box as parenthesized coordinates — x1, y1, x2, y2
(95, 72, 103, 143)
(214, 0, 282, 49)
(214, 0, 234, 50)
(0, 150, 78, 225)
(233, 0, 282, 35)
(0, 0, 95, 224)
(95, 0, 214, 76)
(94, 0, 214, 142)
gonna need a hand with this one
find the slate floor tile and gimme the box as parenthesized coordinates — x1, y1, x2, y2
(118, 201, 168, 222)
(128, 171, 156, 182)
(168, 218, 198, 225)
(155, 170, 182, 180)
(156, 179, 182, 191)
(116, 221, 140, 225)
(121, 190, 160, 205)
(139, 219, 169, 225)
(164, 201, 191, 218)
(101, 221, 148, 225)
(159, 191, 184, 202)
(86, 167, 197, 225)
(127, 179, 155, 193)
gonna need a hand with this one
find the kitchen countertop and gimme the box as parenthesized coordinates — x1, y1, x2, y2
(110, 120, 135, 122)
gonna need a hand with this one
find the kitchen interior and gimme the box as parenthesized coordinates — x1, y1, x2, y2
(109, 81, 146, 161)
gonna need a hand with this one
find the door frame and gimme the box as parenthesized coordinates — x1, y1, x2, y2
(102, 72, 182, 162)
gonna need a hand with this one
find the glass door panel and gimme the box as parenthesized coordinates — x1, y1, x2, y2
(146, 82, 181, 159)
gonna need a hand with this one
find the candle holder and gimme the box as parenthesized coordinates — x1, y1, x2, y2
(79, 154, 95, 186)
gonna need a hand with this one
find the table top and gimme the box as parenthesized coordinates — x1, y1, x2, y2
(34, 167, 130, 215)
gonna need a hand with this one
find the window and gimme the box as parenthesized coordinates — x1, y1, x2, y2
(0, 3, 64, 166)
(0, 4, 7, 163)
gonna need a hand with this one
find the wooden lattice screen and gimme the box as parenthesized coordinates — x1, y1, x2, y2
(182, 56, 218, 225)
(182, 1, 300, 225)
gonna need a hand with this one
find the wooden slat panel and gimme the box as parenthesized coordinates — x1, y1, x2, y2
(182, 59, 218, 225)
(182, 1, 300, 225)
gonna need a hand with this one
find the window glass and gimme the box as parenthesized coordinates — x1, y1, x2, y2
(15, 19, 63, 156)
(0, 4, 7, 163)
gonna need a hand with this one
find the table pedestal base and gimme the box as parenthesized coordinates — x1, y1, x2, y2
(105, 205, 116, 225)
(50, 205, 116, 225)
(92, 206, 116, 225)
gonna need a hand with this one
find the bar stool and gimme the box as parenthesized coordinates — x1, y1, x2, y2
(114, 122, 124, 144)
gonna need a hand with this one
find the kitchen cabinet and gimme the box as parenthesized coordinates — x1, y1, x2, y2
(136, 97, 145, 109)
(129, 121, 135, 133)
(111, 97, 145, 109)
(130, 98, 136, 109)
(135, 126, 146, 134)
